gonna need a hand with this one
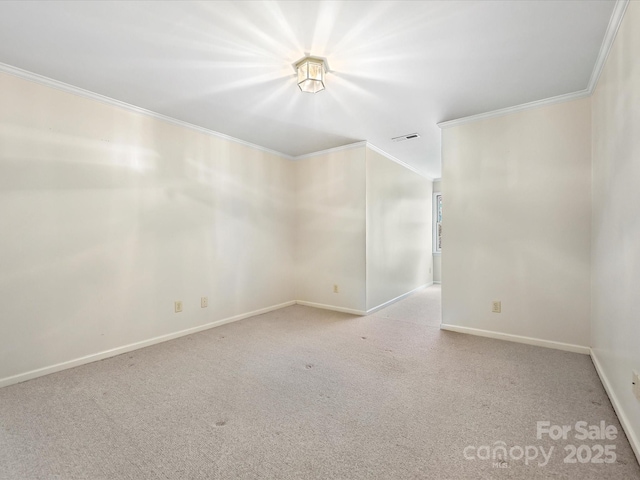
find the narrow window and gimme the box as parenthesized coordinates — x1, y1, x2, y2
(433, 193, 442, 253)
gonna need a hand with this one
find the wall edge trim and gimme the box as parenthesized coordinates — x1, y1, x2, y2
(0, 62, 437, 176)
(364, 142, 433, 180)
(590, 348, 640, 466)
(439, 324, 590, 354)
(2, 0, 629, 166)
(437, 89, 591, 129)
(295, 300, 366, 316)
(0, 62, 294, 160)
(587, 0, 630, 92)
(365, 283, 432, 314)
(293, 141, 432, 180)
(292, 141, 367, 160)
(437, 0, 629, 130)
(0, 300, 296, 389)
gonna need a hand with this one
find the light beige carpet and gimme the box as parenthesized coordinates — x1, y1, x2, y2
(1, 285, 639, 479)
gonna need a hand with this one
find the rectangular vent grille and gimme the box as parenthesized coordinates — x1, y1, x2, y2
(392, 133, 420, 142)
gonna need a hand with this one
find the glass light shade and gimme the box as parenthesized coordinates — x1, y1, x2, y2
(296, 58, 325, 93)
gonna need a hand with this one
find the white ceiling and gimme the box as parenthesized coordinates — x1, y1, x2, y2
(0, 1, 616, 178)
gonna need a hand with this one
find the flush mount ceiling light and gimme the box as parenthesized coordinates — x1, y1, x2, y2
(293, 55, 329, 94)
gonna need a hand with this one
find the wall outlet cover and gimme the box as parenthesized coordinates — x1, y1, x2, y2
(175, 301, 183, 313)
(492, 301, 502, 313)
(201, 296, 208, 308)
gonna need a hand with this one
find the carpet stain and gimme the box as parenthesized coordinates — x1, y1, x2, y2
(305, 364, 314, 369)
(361, 337, 367, 340)
(215, 421, 227, 427)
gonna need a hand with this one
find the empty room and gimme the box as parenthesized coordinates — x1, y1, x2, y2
(1, 1, 639, 478)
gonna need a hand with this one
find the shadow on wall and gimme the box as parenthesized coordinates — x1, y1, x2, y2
(0, 110, 294, 380)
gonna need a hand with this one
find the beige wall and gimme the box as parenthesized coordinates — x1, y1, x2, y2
(442, 97, 592, 348)
(294, 146, 367, 313)
(365, 147, 432, 311)
(591, 0, 640, 456)
(0, 72, 295, 384)
(0, 60, 458, 391)
(0, 70, 431, 386)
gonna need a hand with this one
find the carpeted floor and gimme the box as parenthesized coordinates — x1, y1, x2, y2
(1, 285, 639, 479)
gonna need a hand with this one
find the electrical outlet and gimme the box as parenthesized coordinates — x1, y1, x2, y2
(633, 370, 640, 401)
(333, 284, 339, 294)
(201, 296, 208, 308)
(492, 301, 501, 313)
(174, 301, 183, 313)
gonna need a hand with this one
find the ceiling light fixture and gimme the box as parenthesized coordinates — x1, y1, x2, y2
(294, 55, 329, 94)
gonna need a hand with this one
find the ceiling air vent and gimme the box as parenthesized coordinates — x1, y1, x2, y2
(391, 133, 420, 142)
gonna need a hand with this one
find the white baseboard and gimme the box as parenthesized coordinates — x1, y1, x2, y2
(366, 282, 432, 314)
(294, 300, 366, 316)
(590, 348, 640, 466)
(1, 287, 435, 388)
(439, 324, 590, 354)
(0, 300, 296, 389)
(295, 283, 435, 317)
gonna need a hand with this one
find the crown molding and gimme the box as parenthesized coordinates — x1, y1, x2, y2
(0, 62, 294, 160)
(364, 143, 433, 180)
(7, 0, 626, 174)
(437, 89, 591, 129)
(291, 141, 432, 180)
(0, 62, 430, 176)
(291, 141, 367, 160)
(438, 0, 629, 130)
(587, 0, 629, 93)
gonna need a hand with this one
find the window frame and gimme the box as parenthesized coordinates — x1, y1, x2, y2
(433, 192, 442, 254)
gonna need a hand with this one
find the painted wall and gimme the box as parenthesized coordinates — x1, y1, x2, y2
(365, 147, 432, 311)
(0, 72, 295, 383)
(441, 97, 592, 348)
(433, 179, 442, 283)
(294, 146, 367, 313)
(591, 0, 640, 456)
